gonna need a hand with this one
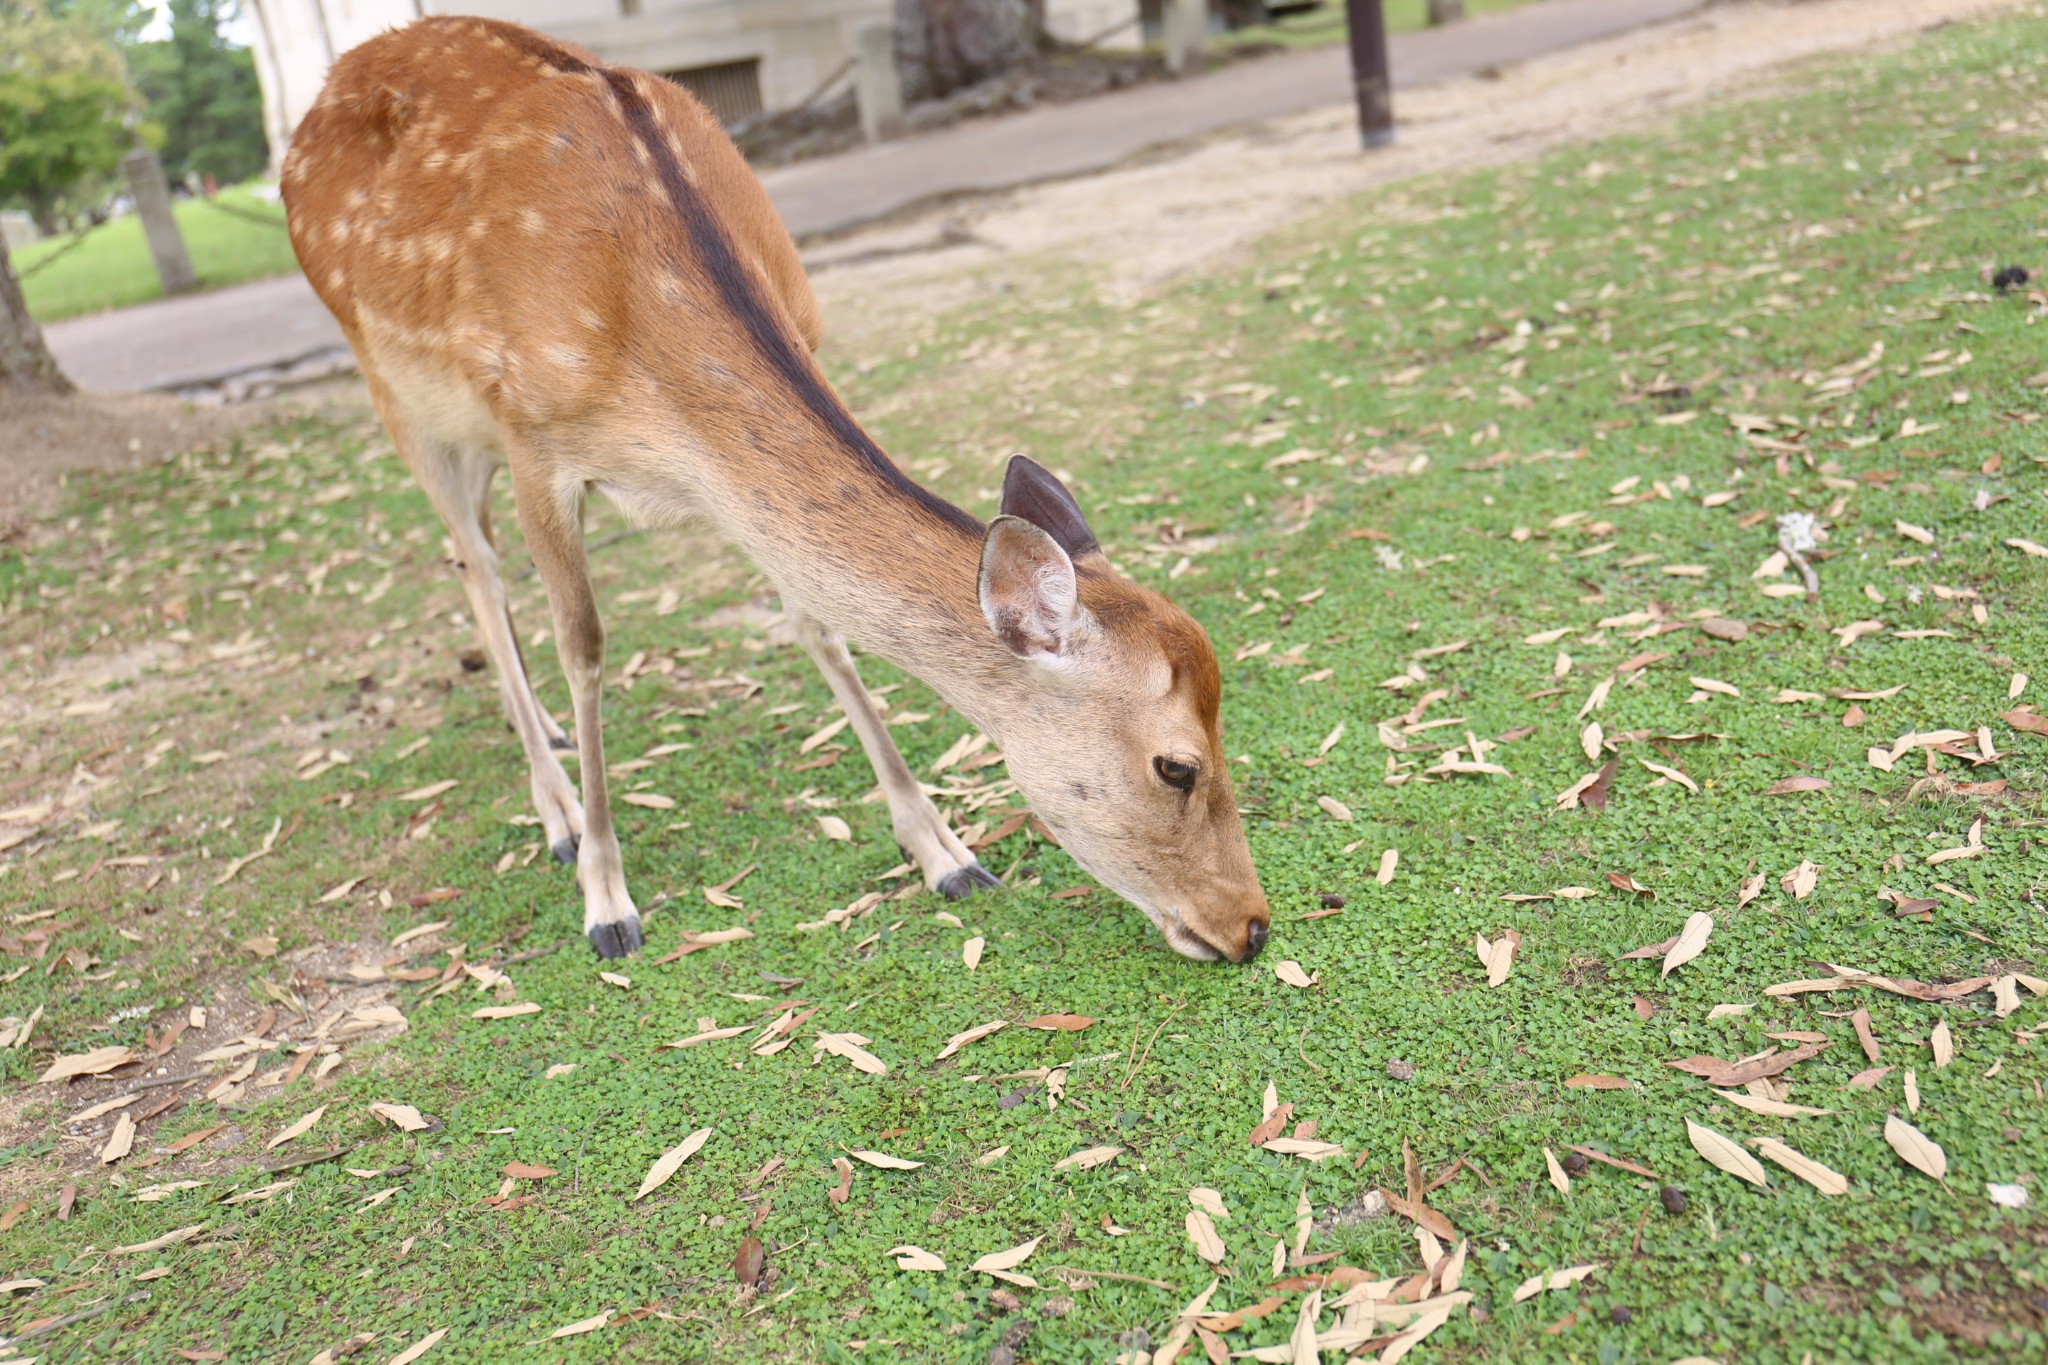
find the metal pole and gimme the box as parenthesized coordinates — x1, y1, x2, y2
(1345, 0, 1392, 149)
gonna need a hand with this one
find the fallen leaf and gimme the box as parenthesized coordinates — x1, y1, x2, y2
(889, 1244, 945, 1271)
(503, 1163, 555, 1180)
(471, 1002, 541, 1020)
(962, 936, 985, 971)
(1316, 795, 1354, 822)
(1885, 1115, 1947, 1182)
(1544, 1146, 1571, 1195)
(1189, 1187, 1228, 1218)
(100, 1113, 136, 1164)
(1475, 929, 1520, 987)
(970, 1235, 1044, 1274)
(1511, 1264, 1600, 1303)
(1563, 1074, 1630, 1090)
(1686, 1119, 1767, 1186)
(113, 1224, 205, 1254)
(1055, 1145, 1124, 1172)
(633, 1128, 712, 1199)
(816, 815, 852, 841)
(387, 1328, 447, 1365)
(1766, 776, 1832, 795)
(1186, 1208, 1226, 1264)
(1710, 1089, 1833, 1119)
(1738, 873, 1766, 906)
(934, 1020, 1006, 1062)
(1377, 848, 1399, 885)
(846, 1148, 923, 1171)
(1931, 1021, 1954, 1068)
(368, 1105, 428, 1137)
(548, 1310, 612, 1339)
(1661, 913, 1714, 979)
(1782, 860, 1820, 900)
(1640, 760, 1699, 794)
(1754, 1139, 1847, 1195)
(265, 1104, 327, 1151)
(1025, 1014, 1096, 1031)
(38, 1045, 137, 1084)
(816, 1033, 887, 1075)
(1274, 960, 1315, 989)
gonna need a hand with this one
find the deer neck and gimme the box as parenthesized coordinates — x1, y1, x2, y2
(708, 442, 1030, 735)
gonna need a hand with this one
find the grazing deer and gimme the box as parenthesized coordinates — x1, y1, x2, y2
(281, 17, 1269, 963)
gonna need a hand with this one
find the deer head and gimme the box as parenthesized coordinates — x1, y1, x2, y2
(975, 458, 1270, 962)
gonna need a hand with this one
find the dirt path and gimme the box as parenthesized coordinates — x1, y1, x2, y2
(802, 0, 2032, 355)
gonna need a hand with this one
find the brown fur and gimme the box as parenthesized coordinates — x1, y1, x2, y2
(281, 17, 1268, 961)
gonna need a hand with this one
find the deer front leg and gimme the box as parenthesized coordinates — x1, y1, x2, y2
(788, 611, 1000, 900)
(513, 469, 641, 957)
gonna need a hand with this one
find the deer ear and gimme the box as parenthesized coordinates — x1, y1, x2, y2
(979, 515, 1084, 661)
(1001, 455, 1100, 562)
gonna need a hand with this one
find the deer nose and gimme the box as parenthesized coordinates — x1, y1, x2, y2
(1238, 918, 1269, 963)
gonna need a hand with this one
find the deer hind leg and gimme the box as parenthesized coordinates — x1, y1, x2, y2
(508, 460, 641, 957)
(788, 610, 1000, 900)
(395, 427, 585, 862)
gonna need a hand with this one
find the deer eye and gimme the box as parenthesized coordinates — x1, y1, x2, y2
(1153, 756, 1199, 791)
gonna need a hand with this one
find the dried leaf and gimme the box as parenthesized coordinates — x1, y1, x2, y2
(549, 1310, 612, 1339)
(970, 1235, 1044, 1274)
(1754, 1139, 1847, 1195)
(962, 937, 985, 971)
(1511, 1264, 1600, 1303)
(38, 1045, 137, 1084)
(1686, 1119, 1767, 1186)
(1766, 775, 1832, 795)
(1931, 1020, 1954, 1068)
(387, 1328, 448, 1365)
(1738, 873, 1766, 906)
(471, 1002, 541, 1020)
(100, 1113, 136, 1165)
(1186, 1208, 1226, 1264)
(1025, 1014, 1096, 1032)
(816, 814, 852, 841)
(1884, 1115, 1947, 1182)
(265, 1104, 327, 1151)
(633, 1127, 712, 1199)
(1054, 1145, 1124, 1172)
(1189, 1187, 1228, 1217)
(1661, 912, 1714, 979)
(1376, 848, 1399, 885)
(1709, 1089, 1833, 1118)
(1544, 1146, 1570, 1194)
(934, 1020, 1005, 1062)
(1316, 795, 1354, 822)
(1274, 960, 1315, 989)
(1782, 860, 1820, 900)
(1563, 1074, 1630, 1090)
(1640, 760, 1699, 794)
(846, 1148, 923, 1171)
(816, 1033, 887, 1075)
(888, 1244, 945, 1271)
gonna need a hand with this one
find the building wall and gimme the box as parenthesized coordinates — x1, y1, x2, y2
(246, 0, 894, 168)
(1040, 0, 1141, 49)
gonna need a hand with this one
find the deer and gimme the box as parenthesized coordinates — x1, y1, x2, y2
(280, 16, 1270, 964)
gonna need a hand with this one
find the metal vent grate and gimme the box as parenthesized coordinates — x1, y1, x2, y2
(665, 59, 764, 126)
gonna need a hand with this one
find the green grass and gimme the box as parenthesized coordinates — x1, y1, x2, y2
(15, 184, 301, 322)
(3, 10, 2047, 1364)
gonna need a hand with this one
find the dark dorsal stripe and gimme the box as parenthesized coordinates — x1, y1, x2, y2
(492, 25, 982, 540)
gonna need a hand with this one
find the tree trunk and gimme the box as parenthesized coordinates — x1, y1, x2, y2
(895, 0, 1041, 101)
(0, 239, 73, 394)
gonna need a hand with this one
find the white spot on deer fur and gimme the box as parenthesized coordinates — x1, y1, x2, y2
(519, 208, 546, 235)
(654, 273, 685, 304)
(542, 345, 586, 370)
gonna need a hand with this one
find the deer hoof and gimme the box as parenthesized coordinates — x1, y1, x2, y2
(937, 863, 1002, 900)
(551, 834, 580, 865)
(549, 732, 576, 753)
(587, 916, 642, 958)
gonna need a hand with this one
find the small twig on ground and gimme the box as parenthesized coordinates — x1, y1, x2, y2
(0, 1291, 151, 1348)
(1777, 512, 1822, 594)
(1118, 999, 1186, 1093)
(571, 1112, 604, 1196)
